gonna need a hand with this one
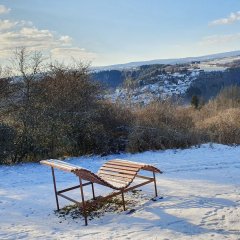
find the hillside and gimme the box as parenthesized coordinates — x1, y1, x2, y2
(92, 52, 240, 104)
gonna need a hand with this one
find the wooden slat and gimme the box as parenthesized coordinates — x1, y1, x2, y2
(102, 178, 127, 185)
(98, 172, 133, 182)
(104, 163, 139, 171)
(98, 170, 134, 180)
(99, 172, 130, 180)
(109, 160, 161, 173)
(53, 160, 81, 168)
(40, 160, 81, 172)
(111, 159, 162, 173)
(50, 163, 75, 171)
(111, 159, 143, 163)
(109, 160, 142, 167)
(108, 160, 144, 168)
(103, 176, 133, 183)
(99, 170, 135, 179)
(113, 159, 146, 165)
(41, 162, 74, 172)
(99, 175, 128, 185)
(51, 161, 80, 171)
(100, 166, 137, 175)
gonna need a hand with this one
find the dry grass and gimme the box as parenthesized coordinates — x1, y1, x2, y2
(127, 101, 200, 152)
(127, 86, 240, 151)
(195, 108, 240, 144)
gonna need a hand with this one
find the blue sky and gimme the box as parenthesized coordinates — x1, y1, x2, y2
(0, 0, 240, 66)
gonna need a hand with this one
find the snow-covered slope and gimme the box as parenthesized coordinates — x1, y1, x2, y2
(0, 144, 240, 239)
(107, 57, 240, 104)
(108, 70, 200, 104)
(94, 51, 240, 105)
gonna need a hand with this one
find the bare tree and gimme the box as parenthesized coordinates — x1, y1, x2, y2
(5, 47, 46, 162)
(11, 47, 45, 104)
(0, 49, 132, 163)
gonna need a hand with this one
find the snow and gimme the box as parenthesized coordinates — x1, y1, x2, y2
(197, 55, 240, 72)
(198, 63, 226, 72)
(107, 70, 198, 104)
(0, 143, 240, 239)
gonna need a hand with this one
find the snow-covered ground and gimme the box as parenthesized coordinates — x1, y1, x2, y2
(0, 143, 240, 240)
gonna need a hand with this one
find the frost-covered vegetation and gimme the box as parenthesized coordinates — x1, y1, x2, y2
(1, 48, 240, 164)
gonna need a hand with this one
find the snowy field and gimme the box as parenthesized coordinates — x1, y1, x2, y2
(0, 143, 240, 240)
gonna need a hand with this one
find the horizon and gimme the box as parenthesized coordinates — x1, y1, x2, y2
(94, 49, 240, 68)
(0, 1, 240, 66)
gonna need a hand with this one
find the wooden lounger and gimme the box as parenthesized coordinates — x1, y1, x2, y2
(40, 159, 162, 225)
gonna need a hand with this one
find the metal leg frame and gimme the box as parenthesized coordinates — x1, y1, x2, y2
(50, 169, 158, 226)
(121, 190, 126, 211)
(91, 182, 96, 199)
(51, 167, 60, 211)
(153, 171, 158, 197)
(79, 177, 88, 225)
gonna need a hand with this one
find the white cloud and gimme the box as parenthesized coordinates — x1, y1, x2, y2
(0, 17, 96, 63)
(210, 11, 240, 26)
(0, 27, 57, 54)
(0, 20, 34, 32)
(0, 20, 18, 30)
(199, 33, 240, 46)
(59, 35, 73, 46)
(0, 5, 10, 14)
(0, 5, 98, 64)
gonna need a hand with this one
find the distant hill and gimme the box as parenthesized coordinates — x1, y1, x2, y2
(91, 51, 240, 104)
(93, 50, 240, 71)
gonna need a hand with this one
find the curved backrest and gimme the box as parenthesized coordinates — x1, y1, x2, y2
(97, 159, 162, 189)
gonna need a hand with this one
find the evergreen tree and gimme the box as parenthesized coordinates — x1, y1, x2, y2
(191, 95, 199, 109)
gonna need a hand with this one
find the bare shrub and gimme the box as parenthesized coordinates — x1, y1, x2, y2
(214, 85, 240, 109)
(0, 52, 133, 163)
(195, 85, 240, 121)
(127, 101, 200, 152)
(64, 101, 133, 156)
(196, 108, 240, 144)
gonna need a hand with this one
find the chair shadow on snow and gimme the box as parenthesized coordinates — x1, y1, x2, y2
(100, 194, 237, 236)
(161, 195, 236, 210)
